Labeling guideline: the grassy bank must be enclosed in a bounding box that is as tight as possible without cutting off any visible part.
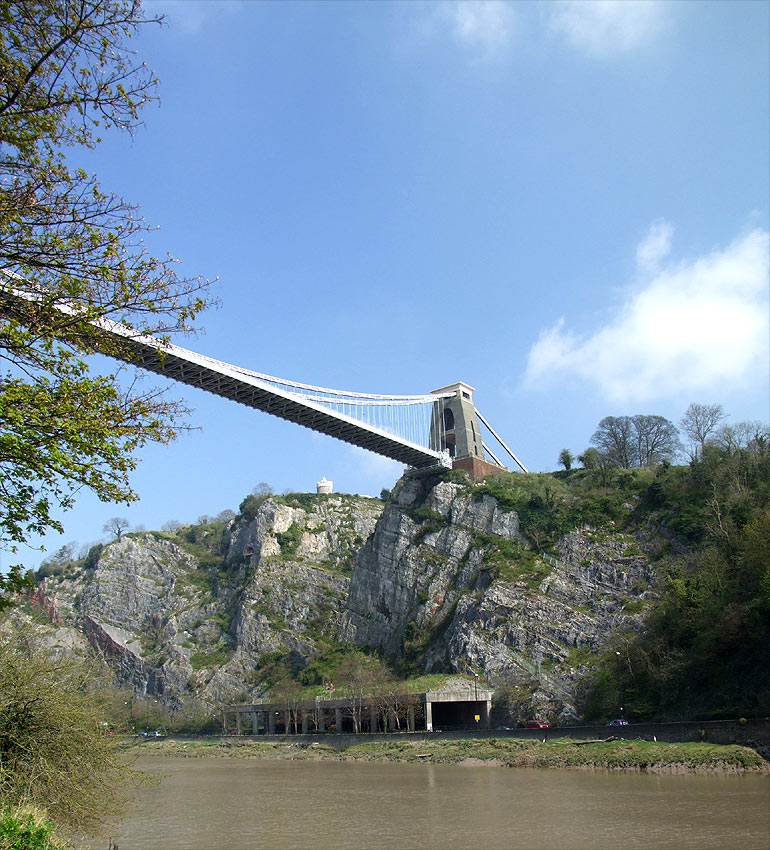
[126,736,769,774]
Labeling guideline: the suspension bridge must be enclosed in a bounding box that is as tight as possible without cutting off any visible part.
[0,282,527,476]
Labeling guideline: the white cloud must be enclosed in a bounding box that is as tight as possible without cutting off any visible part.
[523,225,770,403]
[636,219,673,273]
[548,0,670,57]
[403,1,516,63]
[443,1,516,57]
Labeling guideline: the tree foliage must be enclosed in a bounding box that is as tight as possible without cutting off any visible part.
[0,617,133,834]
[337,653,392,733]
[102,516,129,540]
[558,448,573,470]
[583,431,770,720]
[679,402,726,460]
[591,414,681,468]
[0,0,215,558]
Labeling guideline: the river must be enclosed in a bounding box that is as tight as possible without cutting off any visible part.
[89,757,769,850]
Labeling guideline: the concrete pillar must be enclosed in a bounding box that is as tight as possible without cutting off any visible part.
[235,711,243,735]
[425,701,433,732]
[251,711,258,735]
[317,705,325,732]
[407,705,415,732]
[335,707,342,733]
[485,699,492,729]
[268,711,275,734]
[302,711,309,734]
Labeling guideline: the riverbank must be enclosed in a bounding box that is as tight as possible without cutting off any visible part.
[126,736,769,774]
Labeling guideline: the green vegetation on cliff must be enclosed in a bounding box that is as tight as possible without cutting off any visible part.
[585,445,770,720]
[441,433,770,722]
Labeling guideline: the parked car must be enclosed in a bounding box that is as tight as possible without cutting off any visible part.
[607,718,629,726]
[525,720,550,729]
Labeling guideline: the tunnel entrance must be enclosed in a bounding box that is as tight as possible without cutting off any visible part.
[430,699,489,730]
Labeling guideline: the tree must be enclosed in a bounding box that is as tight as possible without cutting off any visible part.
[630,415,682,466]
[0,1,214,562]
[558,448,573,471]
[34,541,76,580]
[713,420,768,454]
[577,447,600,470]
[591,416,636,468]
[271,675,306,734]
[0,566,32,613]
[680,403,726,459]
[337,653,388,734]
[591,414,680,468]
[375,674,418,732]
[0,616,133,833]
[102,517,129,540]
[239,485,274,521]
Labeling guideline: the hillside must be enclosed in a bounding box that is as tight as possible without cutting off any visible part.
[24,442,770,726]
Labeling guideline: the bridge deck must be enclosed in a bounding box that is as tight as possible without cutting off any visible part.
[0,281,448,467]
[100,321,449,468]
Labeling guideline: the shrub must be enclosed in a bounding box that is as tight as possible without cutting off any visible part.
[0,619,133,833]
[239,493,268,521]
[275,522,303,556]
[0,806,68,850]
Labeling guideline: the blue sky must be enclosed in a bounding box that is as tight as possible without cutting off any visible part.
[16,0,770,567]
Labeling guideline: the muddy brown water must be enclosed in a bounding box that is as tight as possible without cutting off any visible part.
[87,757,770,850]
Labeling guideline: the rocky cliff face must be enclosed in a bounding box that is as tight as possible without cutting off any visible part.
[30,476,660,722]
[342,474,656,723]
[35,493,382,707]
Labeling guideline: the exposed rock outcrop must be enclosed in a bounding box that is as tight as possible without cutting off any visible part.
[342,474,656,723]
[28,476,660,722]
[35,494,382,707]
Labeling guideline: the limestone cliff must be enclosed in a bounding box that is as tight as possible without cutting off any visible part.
[29,475,662,722]
[341,474,656,723]
[34,493,382,707]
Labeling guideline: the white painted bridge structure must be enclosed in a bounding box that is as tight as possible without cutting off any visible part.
[0,282,527,473]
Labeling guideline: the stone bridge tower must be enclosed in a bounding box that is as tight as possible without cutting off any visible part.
[430,382,504,480]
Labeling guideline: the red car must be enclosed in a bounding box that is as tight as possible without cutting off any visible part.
[525,720,549,729]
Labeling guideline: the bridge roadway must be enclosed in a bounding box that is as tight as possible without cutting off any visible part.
[0,286,451,469]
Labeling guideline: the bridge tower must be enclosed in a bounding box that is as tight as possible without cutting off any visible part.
[430,382,505,480]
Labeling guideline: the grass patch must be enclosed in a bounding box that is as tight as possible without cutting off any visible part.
[472,533,551,589]
[189,646,234,670]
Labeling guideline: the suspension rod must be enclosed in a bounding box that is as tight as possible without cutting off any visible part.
[476,409,529,473]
